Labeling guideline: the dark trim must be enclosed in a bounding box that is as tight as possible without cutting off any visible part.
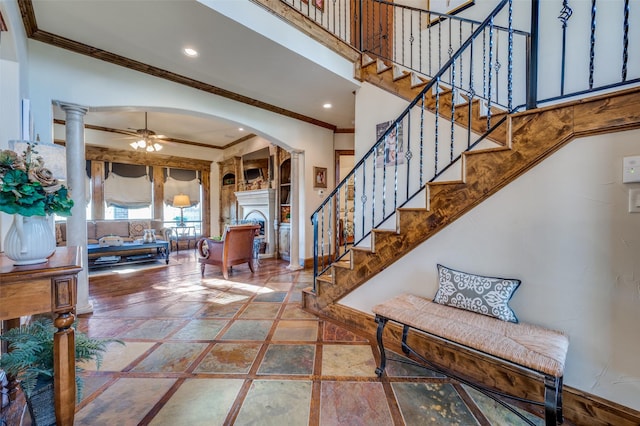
[53,118,255,150]
[17,0,338,132]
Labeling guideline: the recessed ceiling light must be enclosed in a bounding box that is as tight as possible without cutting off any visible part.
[183,47,198,57]
[323,103,332,109]
[238,127,244,131]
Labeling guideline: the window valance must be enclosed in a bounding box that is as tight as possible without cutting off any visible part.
[103,164,152,208]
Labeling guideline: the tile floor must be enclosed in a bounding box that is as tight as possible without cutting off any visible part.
[4,257,547,425]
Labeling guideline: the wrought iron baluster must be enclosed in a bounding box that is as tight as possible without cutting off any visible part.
[558,0,573,96]
[312,212,318,291]
[399,8,404,65]
[451,59,456,163]
[589,0,597,90]
[507,0,513,111]
[361,164,366,238]
[394,122,399,211]
[487,20,494,131]
[420,93,425,187]
[353,172,357,243]
[482,28,487,100]
[622,0,629,82]
[320,205,325,270]
[405,113,412,200]
[372,145,377,230]
[459,20,463,104]
[429,16,433,76]
[468,23,475,149]
[382,131,387,220]
[448,20,453,84]
[435,78,441,174]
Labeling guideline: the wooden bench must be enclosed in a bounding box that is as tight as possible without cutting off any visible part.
[372,293,569,426]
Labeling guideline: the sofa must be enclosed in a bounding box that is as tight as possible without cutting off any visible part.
[55,219,171,247]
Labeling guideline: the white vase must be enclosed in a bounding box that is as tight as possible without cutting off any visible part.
[3,215,56,265]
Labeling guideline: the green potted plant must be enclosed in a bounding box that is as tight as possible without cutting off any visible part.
[0,318,123,425]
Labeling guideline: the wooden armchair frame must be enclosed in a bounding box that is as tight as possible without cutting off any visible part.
[196,224,260,279]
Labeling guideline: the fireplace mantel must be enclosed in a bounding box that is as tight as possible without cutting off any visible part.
[235,189,276,258]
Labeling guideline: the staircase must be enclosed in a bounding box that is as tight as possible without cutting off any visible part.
[360,55,510,146]
[304,85,640,312]
[283,0,640,314]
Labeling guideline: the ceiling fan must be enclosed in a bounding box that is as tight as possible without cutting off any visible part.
[123,112,166,152]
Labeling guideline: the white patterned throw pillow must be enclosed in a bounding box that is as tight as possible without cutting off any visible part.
[433,264,521,323]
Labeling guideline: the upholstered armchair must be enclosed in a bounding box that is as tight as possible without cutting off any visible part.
[196,224,260,279]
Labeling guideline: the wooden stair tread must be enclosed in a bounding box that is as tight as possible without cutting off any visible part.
[333,260,351,269]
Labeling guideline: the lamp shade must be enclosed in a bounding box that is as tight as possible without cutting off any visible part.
[173,194,191,208]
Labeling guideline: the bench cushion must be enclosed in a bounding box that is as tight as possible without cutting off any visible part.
[372,293,569,377]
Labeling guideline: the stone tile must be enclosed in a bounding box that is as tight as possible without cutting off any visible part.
[149,379,244,425]
[463,385,544,425]
[194,343,262,374]
[234,380,312,425]
[113,302,175,318]
[323,322,368,342]
[196,302,244,318]
[265,280,294,291]
[239,303,282,319]
[160,301,205,317]
[289,291,302,302]
[320,381,393,426]
[321,345,378,377]
[392,382,479,425]
[132,342,208,373]
[281,304,317,319]
[77,375,112,402]
[383,351,444,378]
[253,291,287,302]
[257,344,315,375]
[80,341,155,372]
[76,317,142,338]
[170,319,227,340]
[120,319,182,339]
[272,320,318,341]
[75,378,175,425]
[220,320,273,341]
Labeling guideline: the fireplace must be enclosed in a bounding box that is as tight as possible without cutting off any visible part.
[235,189,276,258]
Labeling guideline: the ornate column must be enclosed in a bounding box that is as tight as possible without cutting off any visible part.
[60,103,93,314]
[288,150,303,270]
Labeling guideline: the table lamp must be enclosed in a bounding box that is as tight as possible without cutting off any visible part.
[173,194,191,226]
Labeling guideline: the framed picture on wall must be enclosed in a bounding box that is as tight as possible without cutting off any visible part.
[314,167,328,188]
[375,121,404,168]
[302,0,324,12]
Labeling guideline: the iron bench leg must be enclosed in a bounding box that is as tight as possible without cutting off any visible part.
[401,325,411,355]
[374,315,388,377]
[544,375,563,425]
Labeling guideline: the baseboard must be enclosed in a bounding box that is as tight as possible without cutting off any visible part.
[303,298,640,426]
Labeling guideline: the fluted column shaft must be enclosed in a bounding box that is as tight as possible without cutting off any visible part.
[288,150,303,270]
[60,103,93,314]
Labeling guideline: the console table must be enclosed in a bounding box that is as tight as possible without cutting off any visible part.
[0,246,81,426]
[87,240,169,270]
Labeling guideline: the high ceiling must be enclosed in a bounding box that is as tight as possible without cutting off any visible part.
[18,0,360,151]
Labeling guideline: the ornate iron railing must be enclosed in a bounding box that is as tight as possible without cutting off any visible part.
[276,0,639,288]
[311,0,522,283]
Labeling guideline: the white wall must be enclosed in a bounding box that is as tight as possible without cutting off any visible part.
[17,40,338,261]
[343,128,640,410]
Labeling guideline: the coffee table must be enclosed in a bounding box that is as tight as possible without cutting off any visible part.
[87,240,169,270]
